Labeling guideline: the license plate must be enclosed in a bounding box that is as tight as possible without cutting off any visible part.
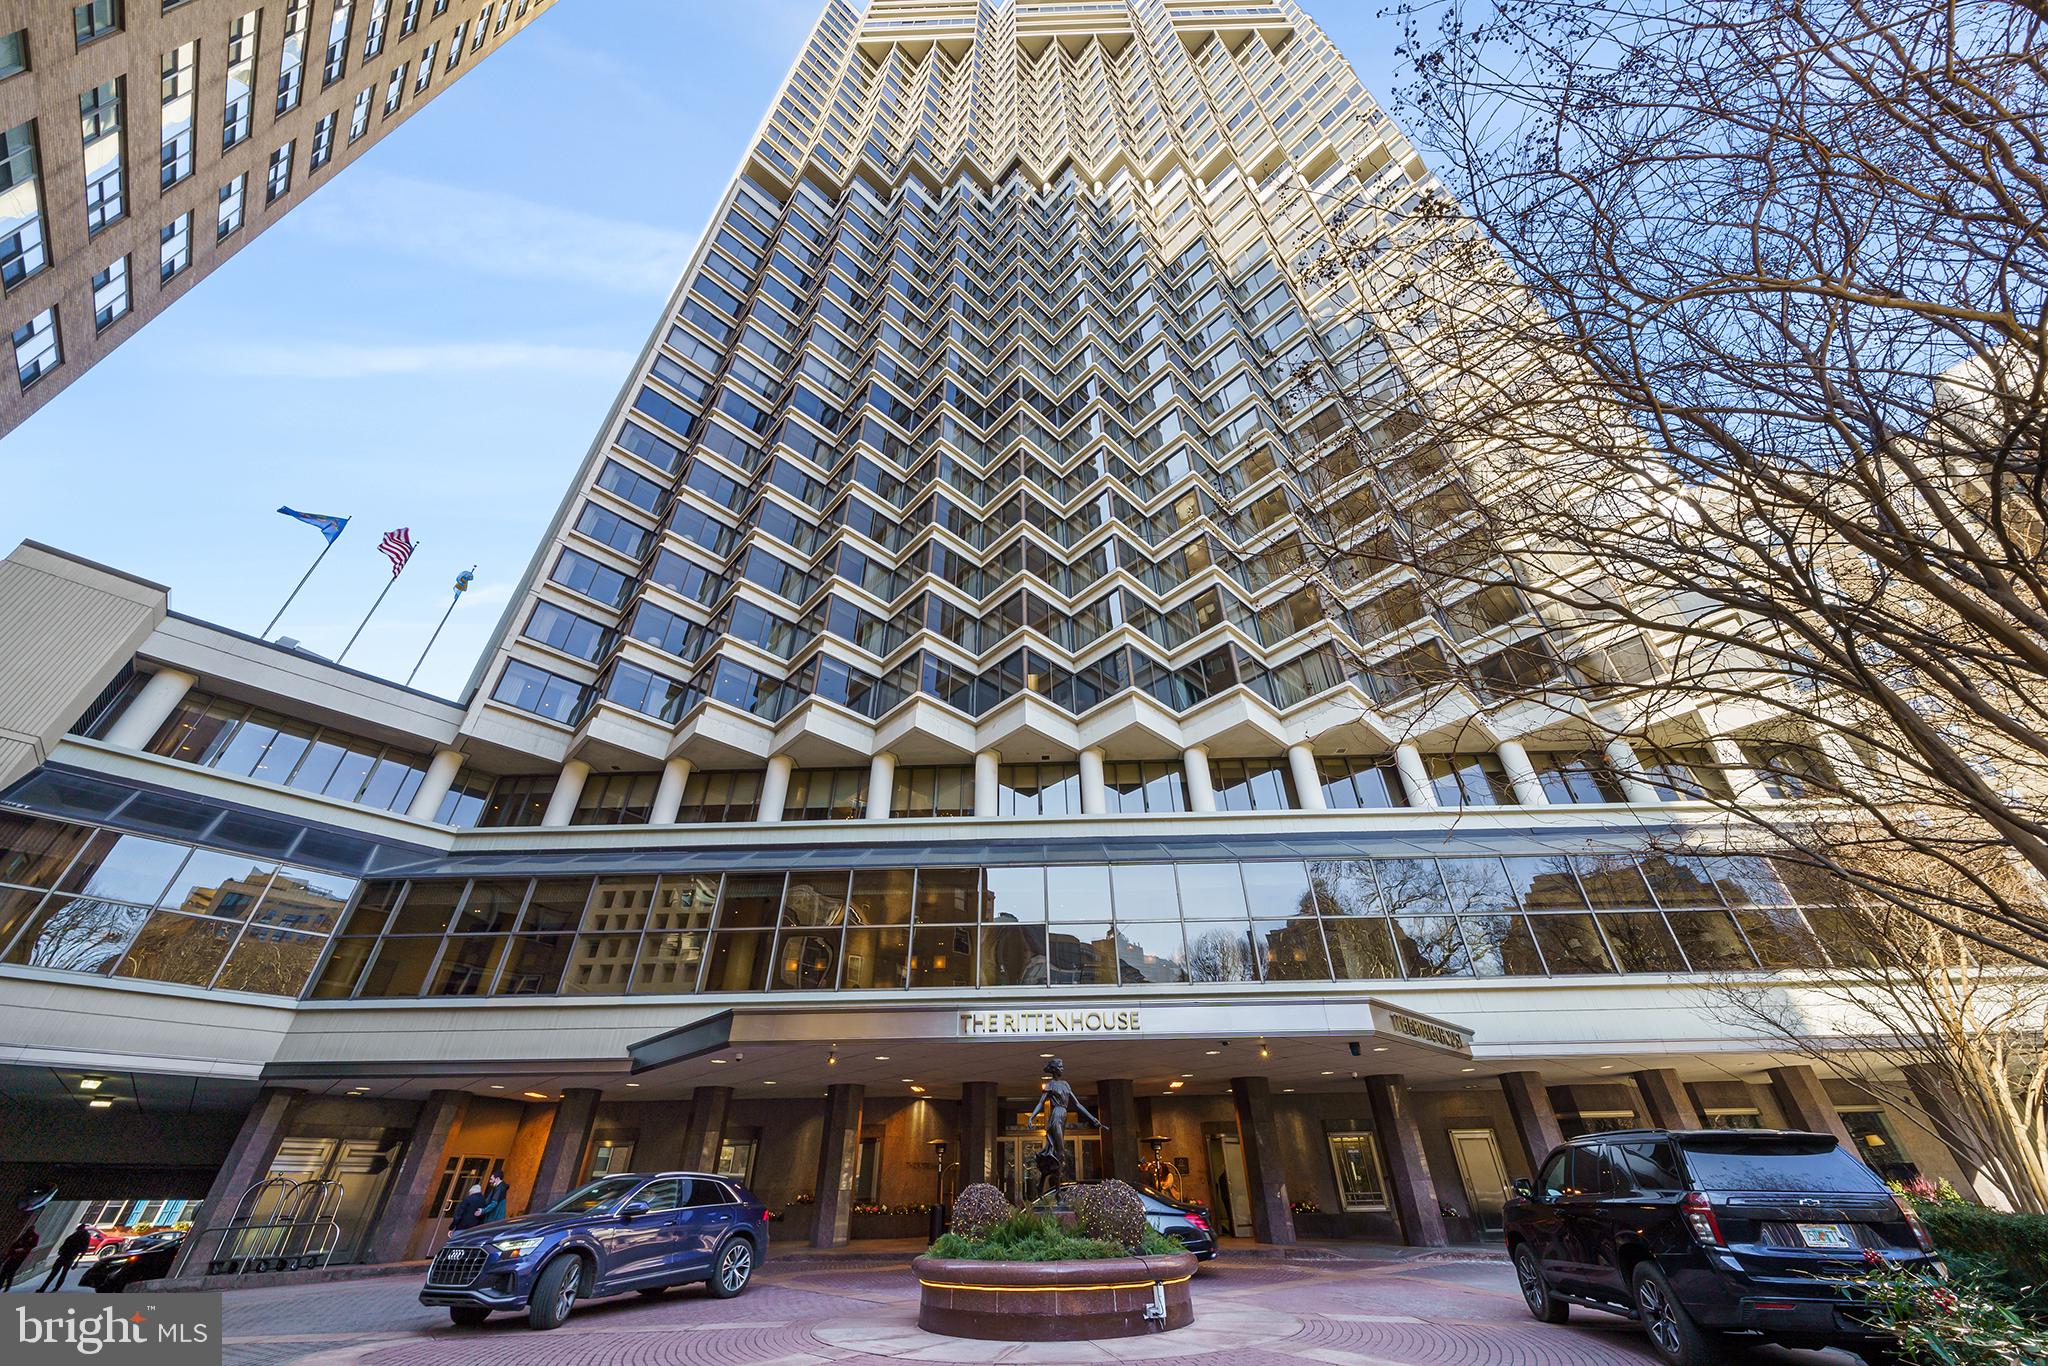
[1797,1223,1854,1249]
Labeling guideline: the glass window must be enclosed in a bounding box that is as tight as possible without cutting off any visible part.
[1323,917,1399,979]
[388,880,461,935]
[223,10,258,148]
[159,211,191,281]
[91,254,128,329]
[1460,911,1544,975]
[841,925,908,989]
[80,79,125,232]
[495,934,570,994]
[1666,910,1759,970]
[276,0,308,113]
[310,110,336,169]
[982,865,1043,923]
[1176,862,1248,919]
[1241,860,1314,919]
[1527,913,1614,974]
[1184,921,1258,982]
[58,832,186,905]
[75,1,122,47]
[1392,914,1471,977]
[631,926,704,993]
[1044,864,1109,922]
[1597,911,1687,973]
[0,119,50,287]
[266,138,293,202]
[908,923,973,987]
[0,31,26,80]
[1327,1133,1387,1211]
[216,925,322,994]
[7,897,150,973]
[1733,908,1825,968]
[913,868,977,923]
[429,934,508,994]
[1108,863,1177,922]
[1373,858,1444,915]
[159,42,196,188]
[114,910,236,986]
[979,922,1048,985]
[11,306,58,388]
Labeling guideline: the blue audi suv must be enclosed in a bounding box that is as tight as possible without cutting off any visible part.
[420,1171,769,1329]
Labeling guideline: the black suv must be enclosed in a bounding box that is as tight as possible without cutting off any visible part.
[1503,1128,1942,1366]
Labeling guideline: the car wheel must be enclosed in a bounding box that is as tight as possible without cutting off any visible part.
[706,1238,754,1299]
[448,1306,491,1327]
[1631,1264,1713,1366]
[1512,1244,1568,1323]
[528,1254,583,1330]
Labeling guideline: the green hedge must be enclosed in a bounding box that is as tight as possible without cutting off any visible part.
[928,1211,1183,1263]
[1917,1200,2048,1316]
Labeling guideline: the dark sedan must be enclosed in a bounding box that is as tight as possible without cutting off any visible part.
[420,1172,769,1330]
[81,1231,186,1292]
[1027,1182,1218,1260]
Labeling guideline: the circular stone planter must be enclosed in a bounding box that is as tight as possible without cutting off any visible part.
[911,1251,1198,1340]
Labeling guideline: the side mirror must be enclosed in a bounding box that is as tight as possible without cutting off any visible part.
[1512,1178,1535,1200]
[619,1201,651,1220]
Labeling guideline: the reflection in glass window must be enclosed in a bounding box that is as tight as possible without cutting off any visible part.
[1185,922,1257,981]
[1317,756,1405,808]
[841,925,908,989]
[1328,1133,1387,1211]
[1597,911,1687,973]
[1324,917,1399,979]
[8,895,150,973]
[115,910,235,986]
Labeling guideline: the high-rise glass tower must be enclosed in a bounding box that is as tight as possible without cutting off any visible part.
[0,0,1949,1263]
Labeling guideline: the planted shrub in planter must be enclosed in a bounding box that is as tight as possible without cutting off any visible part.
[949,1184,1014,1242]
[1073,1179,1148,1251]
[916,1206,1197,1340]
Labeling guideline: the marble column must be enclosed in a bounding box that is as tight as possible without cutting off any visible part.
[1498,1071,1565,1174]
[1495,739,1549,807]
[1766,1064,1854,1145]
[649,755,694,824]
[1078,747,1107,815]
[1632,1069,1701,1130]
[973,749,1000,816]
[1229,1076,1296,1245]
[364,1089,467,1264]
[1604,738,1660,805]
[1287,742,1326,811]
[1364,1075,1449,1247]
[104,667,197,750]
[959,1082,998,1188]
[1095,1079,1142,1184]
[1183,744,1217,813]
[757,754,794,822]
[1711,737,1775,804]
[170,1086,305,1277]
[679,1086,733,1172]
[405,748,466,821]
[540,758,591,827]
[529,1089,601,1211]
[812,1084,865,1248]
[865,751,897,820]
[1394,742,1438,808]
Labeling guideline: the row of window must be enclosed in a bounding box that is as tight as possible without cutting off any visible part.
[302,850,1864,1001]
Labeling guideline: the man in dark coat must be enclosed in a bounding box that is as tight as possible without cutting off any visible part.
[2,1225,39,1290]
[37,1222,92,1291]
[478,1174,507,1224]
[448,1185,487,1231]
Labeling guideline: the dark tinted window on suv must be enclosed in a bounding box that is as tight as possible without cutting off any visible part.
[1616,1140,1684,1192]
[633,1178,686,1212]
[1583,1144,1625,1194]
[1538,1150,1572,1200]
[684,1179,732,1207]
[1677,1137,1887,1193]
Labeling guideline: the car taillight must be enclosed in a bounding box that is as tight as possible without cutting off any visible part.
[1682,1192,1724,1246]
[1185,1212,1210,1233]
[1893,1194,1936,1253]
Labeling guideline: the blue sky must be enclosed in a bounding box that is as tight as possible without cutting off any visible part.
[0,2,1410,699]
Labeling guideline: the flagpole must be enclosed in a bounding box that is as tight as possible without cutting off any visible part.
[262,536,338,638]
[335,548,415,671]
[406,573,470,687]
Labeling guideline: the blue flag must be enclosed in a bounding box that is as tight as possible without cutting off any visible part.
[278,507,348,544]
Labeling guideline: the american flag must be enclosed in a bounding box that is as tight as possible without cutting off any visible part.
[379,527,416,578]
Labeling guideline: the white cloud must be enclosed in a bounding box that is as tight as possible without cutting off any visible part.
[186,339,636,379]
[289,171,698,295]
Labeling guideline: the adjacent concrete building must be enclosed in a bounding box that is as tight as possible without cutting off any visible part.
[0,0,555,431]
[0,0,1991,1274]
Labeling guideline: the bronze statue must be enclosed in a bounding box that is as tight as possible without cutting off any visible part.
[1026,1057,1103,1195]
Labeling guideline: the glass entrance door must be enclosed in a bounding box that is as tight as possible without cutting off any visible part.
[995,1135,1101,1203]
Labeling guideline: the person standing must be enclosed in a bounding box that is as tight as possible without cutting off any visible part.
[1,1225,39,1290]
[448,1185,487,1232]
[478,1174,507,1224]
[37,1222,91,1291]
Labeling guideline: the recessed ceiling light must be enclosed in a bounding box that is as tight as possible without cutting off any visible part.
[712,1058,728,1065]
[874,1056,891,1061]
[1282,1088,1295,1093]
[1168,1080,1184,1089]
[1039,1053,1054,1059]
[88,1099,112,1109]
[1180,1073,1194,1078]
[909,1084,926,1094]
[489,1084,506,1090]
[522,1091,548,1100]
[1320,1070,1334,1076]
[78,1077,103,1091]
[762,1080,776,1086]
[1460,1067,1476,1073]
[1204,1050,1220,1056]
[1598,1064,1614,1070]
[1372,1046,1388,1052]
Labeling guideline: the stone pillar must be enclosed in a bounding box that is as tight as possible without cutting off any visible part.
[812,1083,865,1248]
[1632,1069,1701,1130]
[406,748,465,821]
[649,755,694,824]
[365,1089,467,1264]
[1287,742,1326,811]
[1903,1065,1994,1197]
[1766,1064,1853,1145]
[540,758,591,827]
[1096,1079,1142,1184]
[1228,1076,1296,1245]
[865,751,896,820]
[1712,737,1775,805]
[1393,742,1438,808]
[104,667,197,750]
[529,1089,601,1211]
[679,1086,733,1172]
[170,1086,304,1277]
[758,754,794,822]
[1604,738,1660,805]
[1498,1071,1565,1174]
[1077,747,1107,815]
[1364,1076,1449,1247]
[1495,739,1548,807]
[1183,744,1217,813]
[959,1082,998,1188]
[973,749,1000,816]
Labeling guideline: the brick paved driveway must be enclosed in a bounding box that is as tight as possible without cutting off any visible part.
[218,1255,1869,1366]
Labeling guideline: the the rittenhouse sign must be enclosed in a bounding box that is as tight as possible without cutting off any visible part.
[959,1008,1143,1037]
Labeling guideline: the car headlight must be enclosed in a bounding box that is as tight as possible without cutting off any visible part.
[490,1236,545,1258]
